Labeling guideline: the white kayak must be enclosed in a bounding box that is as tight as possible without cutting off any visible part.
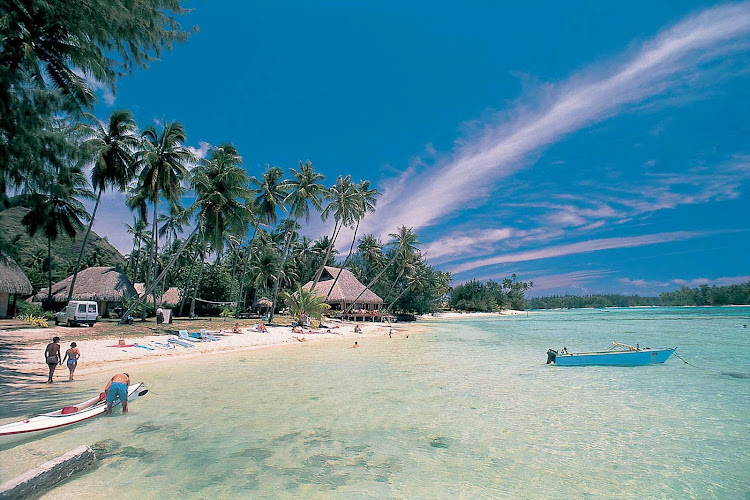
[0,382,148,448]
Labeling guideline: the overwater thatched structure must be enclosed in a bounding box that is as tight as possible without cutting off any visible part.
[302,266,384,321]
[0,255,33,318]
[34,266,136,314]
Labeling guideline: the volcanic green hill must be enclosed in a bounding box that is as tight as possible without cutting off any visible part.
[0,206,127,289]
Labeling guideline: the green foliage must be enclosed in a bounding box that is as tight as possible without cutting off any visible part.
[0,206,126,288]
[449,275,533,312]
[17,301,54,320]
[220,307,236,318]
[281,286,330,323]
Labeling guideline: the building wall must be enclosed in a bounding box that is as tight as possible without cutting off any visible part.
[0,292,9,318]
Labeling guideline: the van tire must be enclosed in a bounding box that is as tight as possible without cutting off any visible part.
[55,318,59,326]
[67,319,74,327]
[89,323,95,327]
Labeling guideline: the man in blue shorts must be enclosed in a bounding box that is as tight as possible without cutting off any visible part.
[104,373,130,414]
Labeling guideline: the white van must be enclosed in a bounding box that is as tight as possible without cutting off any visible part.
[55,301,98,327]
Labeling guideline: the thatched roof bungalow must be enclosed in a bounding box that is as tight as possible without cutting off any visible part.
[34,266,136,313]
[302,266,383,320]
[134,284,181,307]
[0,255,33,318]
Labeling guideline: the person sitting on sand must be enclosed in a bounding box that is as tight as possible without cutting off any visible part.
[62,342,80,381]
[354,325,362,333]
[104,373,130,414]
[351,341,359,348]
[257,323,268,333]
[44,336,61,384]
[292,325,303,333]
[232,323,242,334]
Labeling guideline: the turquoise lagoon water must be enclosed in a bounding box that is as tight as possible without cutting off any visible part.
[0,307,748,498]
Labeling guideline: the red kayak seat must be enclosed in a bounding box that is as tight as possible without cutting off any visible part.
[61,406,79,414]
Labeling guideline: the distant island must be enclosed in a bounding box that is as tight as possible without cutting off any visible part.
[450,278,750,311]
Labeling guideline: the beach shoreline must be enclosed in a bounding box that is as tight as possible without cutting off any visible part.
[0,311,524,387]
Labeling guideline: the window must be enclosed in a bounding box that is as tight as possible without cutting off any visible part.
[88,304,97,313]
[78,304,86,313]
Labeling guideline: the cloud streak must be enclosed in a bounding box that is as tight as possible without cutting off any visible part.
[362,3,750,239]
[450,231,709,274]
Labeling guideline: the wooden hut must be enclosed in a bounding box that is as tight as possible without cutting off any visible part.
[302,266,384,321]
[34,266,136,315]
[0,256,33,318]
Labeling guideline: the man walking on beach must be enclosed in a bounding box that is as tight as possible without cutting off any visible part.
[104,373,130,414]
[44,337,61,384]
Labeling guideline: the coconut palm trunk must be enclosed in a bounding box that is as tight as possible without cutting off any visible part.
[46,236,53,306]
[268,219,298,323]
[309,220,341,291]
[341,257,396,316]
[236,226,258,318]
[179,248,198,316]
[189,248,206,318]
[119,223,200,324]
[325,219,360,299]
[66,189,102,302]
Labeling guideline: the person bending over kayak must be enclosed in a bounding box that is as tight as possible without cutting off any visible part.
[62,342,80,381]
[44,336,61,384]
[104,373,130,414]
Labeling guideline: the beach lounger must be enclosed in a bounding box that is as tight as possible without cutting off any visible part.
[178,330,205,342]
[168,337,195,348]
[198,329,221,341]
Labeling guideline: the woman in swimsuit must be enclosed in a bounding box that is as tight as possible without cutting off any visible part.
[62,342,80,381]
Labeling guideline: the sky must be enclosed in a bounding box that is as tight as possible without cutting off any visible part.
[90,1,750,297]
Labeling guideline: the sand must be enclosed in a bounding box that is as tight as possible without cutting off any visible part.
[1,312,522,386]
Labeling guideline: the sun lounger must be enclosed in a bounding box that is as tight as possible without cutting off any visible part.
[168,337,195,348]
[178,329,205,342]
[198,329,221,341]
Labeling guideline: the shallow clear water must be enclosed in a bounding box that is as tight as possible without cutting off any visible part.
[1,307,748,498]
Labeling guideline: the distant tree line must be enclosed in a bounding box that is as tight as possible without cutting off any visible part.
[526,282,750,309]
[448,274,533,311]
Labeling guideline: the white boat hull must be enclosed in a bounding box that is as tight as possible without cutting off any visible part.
[0,383,147,447]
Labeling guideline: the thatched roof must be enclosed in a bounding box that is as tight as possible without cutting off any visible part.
[34,267,136,303]
[134,283,181,306]
[302,266,383,305]
[0,255,33,295]
[253,297,272,308]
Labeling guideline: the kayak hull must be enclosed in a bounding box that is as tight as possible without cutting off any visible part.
[0,383,146,447]
[553,348,676,366]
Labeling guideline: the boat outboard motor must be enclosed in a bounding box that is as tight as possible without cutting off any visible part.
[546,349,558,364]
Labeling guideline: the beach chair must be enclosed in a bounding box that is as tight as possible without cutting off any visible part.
[198,328,221,341]
[178,329,204,342]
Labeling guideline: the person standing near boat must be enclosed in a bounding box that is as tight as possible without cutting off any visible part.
[44,337,61,384]
[104,373,130,414]
[62,342,80,381]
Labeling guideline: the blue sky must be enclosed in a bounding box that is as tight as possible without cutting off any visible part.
[91,1,750,296]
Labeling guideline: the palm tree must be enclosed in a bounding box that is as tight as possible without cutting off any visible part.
[135,121,193,304]
[66,110,139,301]
[341,226,420,317]
[188,143,251,317]
[22,164,94,306]
[268,161,326,322]
[281,286,330,325]
[250,166,286,226]
[325,180,380,298]
[125,216,148,283]
[308,175,358,291]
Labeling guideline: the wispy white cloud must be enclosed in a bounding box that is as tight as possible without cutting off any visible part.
[618,277,671,287]
[423,228,514,261]
[450,230,709,274]
[187,141,211,159]
[361,3,750,239]
[528,270,616,292]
